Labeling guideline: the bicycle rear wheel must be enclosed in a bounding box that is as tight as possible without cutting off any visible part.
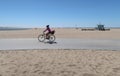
[38,34,45,42]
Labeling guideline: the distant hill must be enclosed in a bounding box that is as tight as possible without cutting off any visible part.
[0,27,30,31]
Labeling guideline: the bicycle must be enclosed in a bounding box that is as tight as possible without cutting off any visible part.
[38,31,56,42]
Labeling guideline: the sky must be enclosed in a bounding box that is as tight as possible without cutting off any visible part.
[0,0,120,28]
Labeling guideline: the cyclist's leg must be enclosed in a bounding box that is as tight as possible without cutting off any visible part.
[46,32,50,39]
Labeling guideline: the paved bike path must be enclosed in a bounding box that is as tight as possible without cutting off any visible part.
[0,38,120,50]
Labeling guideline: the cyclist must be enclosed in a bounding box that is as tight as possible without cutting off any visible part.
[43,25,55,39]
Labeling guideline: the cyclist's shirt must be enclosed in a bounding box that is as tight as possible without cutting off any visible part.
[44,27,51,33]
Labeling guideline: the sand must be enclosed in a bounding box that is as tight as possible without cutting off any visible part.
[0,28,120,39]
[0,28,120,76]
[0,49,120,76]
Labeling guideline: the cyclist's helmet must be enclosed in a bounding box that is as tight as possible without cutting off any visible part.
[46,25,49,27]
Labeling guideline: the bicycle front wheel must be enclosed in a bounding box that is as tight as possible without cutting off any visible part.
[38,34,45,42]
[49,34,56,42]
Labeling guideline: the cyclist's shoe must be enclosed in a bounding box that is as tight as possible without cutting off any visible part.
[46,35,50,39]
[46,37,49,39]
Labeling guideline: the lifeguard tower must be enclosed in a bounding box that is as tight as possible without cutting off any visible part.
[97,24,105,31]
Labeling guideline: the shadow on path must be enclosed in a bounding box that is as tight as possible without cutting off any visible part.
[44,41,57,44]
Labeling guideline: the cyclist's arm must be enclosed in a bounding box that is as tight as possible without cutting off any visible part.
[43,28,47,32]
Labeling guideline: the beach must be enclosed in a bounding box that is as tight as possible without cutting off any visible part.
[0,28,120,76]
[0,28,120,39]
[0,49,120,76]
